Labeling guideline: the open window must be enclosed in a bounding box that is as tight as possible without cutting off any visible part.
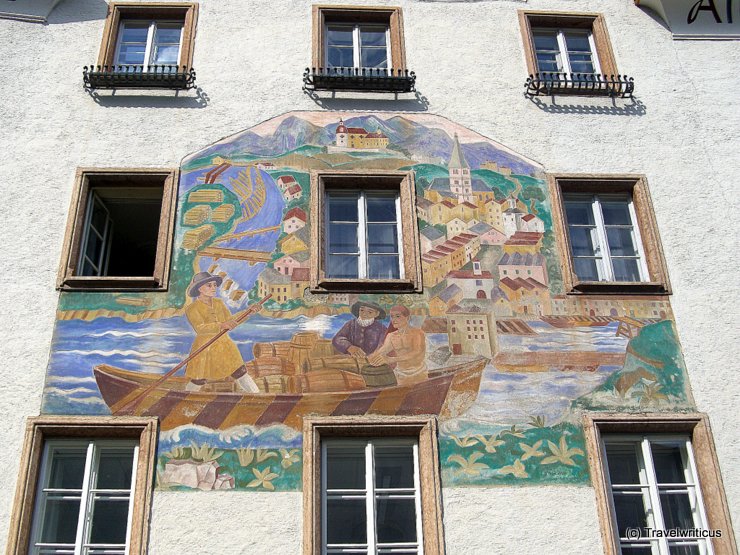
[6,416,158,555]
[519,11,633,97]
[548,175,670,295]
[57,168,178,290]
[310,171,422,293]
[584,413,737,555]
[304,5,415,93]
[302,417,444,555]
[83,2,198,89]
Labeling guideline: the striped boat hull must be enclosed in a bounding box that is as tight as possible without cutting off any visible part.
[93,358,488,430]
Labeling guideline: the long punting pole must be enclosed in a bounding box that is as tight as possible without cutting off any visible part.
[116,294,272,415]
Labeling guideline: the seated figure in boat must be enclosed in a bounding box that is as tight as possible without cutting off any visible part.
[367,305,427,386]
[184,272,260,393]
[332,301,387,359]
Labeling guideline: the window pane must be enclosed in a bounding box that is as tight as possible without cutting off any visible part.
[360,47,388,69]
[659,492,695,530]
[326,445,366,490]
[669,545,700,555]
[89,496,129,544]
[327,46,354,69]
[569,60,596,74]
[327,26,354,46]
[564,33,592,52]
[48,449,87,489]
[613,491,649,537]
[326,498,367,544]
[651,445,686,484]
[116,44,147,65]
[620,547,654,555]
[568,227,598,256]
[120,24,149,43]
[606,228,638,257]
[533,32,558,51]
[573,258,600,281]
[96,448,135,490]
[612,258,641,282]
[605,444,641,485]
[329,223,358,253]
[375,445,414,489]
[360,27,387,47]
[40,498,81,543]
[601,201,633,225]
[376,498,417,543]
[367,224,398,254]
[564,201,595,225]
[536,53,560,72]
[154,25,182,45]
[366,196,397,222]
[90,199,109,234]
[84,228,104,264]
[328,195,358,222]
[151,44,179,65]
[368,255,400,279]
[327,255,359,279]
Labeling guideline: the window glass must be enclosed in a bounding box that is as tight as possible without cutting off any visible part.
[325,23,389,70]
[116,23,149,65]
[115,20,184,70]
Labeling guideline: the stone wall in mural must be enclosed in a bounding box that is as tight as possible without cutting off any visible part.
[42,112,693,491]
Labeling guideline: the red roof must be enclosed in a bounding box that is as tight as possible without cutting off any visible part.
[446,270,494,279]
[500,276,546,291]
[461,201,477,209]
[283,207,307,222]
[505,231,543,245]
[441,200,456,208]
[522,214,537,222]
[291,267,309,281]
[347,127,368,134]
[286,184,302,195]
[278,175,296,184]
[365,132,387,139]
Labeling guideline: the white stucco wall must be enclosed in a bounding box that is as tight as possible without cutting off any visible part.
[0,0,737,552]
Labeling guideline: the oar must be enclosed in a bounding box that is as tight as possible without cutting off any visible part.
[115,294,272,416]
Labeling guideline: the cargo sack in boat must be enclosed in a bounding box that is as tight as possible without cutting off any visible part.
[293,369,366,393]
[361,364,397,387]
[245,356,297,378]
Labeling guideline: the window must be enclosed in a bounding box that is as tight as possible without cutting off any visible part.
[519,11,617,77]
[7,417,158,555]
[519,11,634,97]
[84,3,198,89]
[305,6,414,93]
[549,175,670,294]
[310,171,422,292]
[57,168,178,290]
[312,6,406,73]
[303,417,445,555]
[584,414,736,555]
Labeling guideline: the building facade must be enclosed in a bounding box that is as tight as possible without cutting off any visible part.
[1,0,738,554]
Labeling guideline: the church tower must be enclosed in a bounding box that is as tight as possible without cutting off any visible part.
[448,132,473,203]
[336,118,348,148]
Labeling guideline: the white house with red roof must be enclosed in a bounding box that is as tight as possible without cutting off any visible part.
[276,175,297,192]
[445,261,496,299]
[282,207,307,234]
[331,118,389,151]
[520,213,544,233]
[283,183,302,201]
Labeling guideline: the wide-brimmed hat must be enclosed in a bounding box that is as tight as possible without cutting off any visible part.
[351,300,386,320]
[188,271,223,297]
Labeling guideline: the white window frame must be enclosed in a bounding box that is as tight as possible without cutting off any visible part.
[29,438,139,555]
[564,193,649,283]
[602,434,714,555]
[77,191,114,277]
[324,189,405,280]
[321,438,424,555]
[532,27,601,74]
[113,19,184,70]
[324,23,392,70]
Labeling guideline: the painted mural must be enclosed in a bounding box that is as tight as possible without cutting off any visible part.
[42,112,694,491]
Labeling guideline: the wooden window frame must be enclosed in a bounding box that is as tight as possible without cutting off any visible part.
[518,10,618,77]
[96,2,198,69]
[583,413,737,555]
[6,416,159,555]
[312,5,407,71]
[302,416,445,555]
[310,170,422,293]
[548,174,671,295]
[57,167,179,291]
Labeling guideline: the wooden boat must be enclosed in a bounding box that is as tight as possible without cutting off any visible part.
[93,356,488,431]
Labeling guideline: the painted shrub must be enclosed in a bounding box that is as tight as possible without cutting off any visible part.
[42,112,693,491]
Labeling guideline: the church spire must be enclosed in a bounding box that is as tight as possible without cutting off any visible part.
[448,132,469,170]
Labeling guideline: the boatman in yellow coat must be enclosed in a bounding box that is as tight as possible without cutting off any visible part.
[184,271,260,393]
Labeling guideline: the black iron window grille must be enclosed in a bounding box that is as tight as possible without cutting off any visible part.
[303,67,415,93]
[525,72,634,98]
[83,65,196,90]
